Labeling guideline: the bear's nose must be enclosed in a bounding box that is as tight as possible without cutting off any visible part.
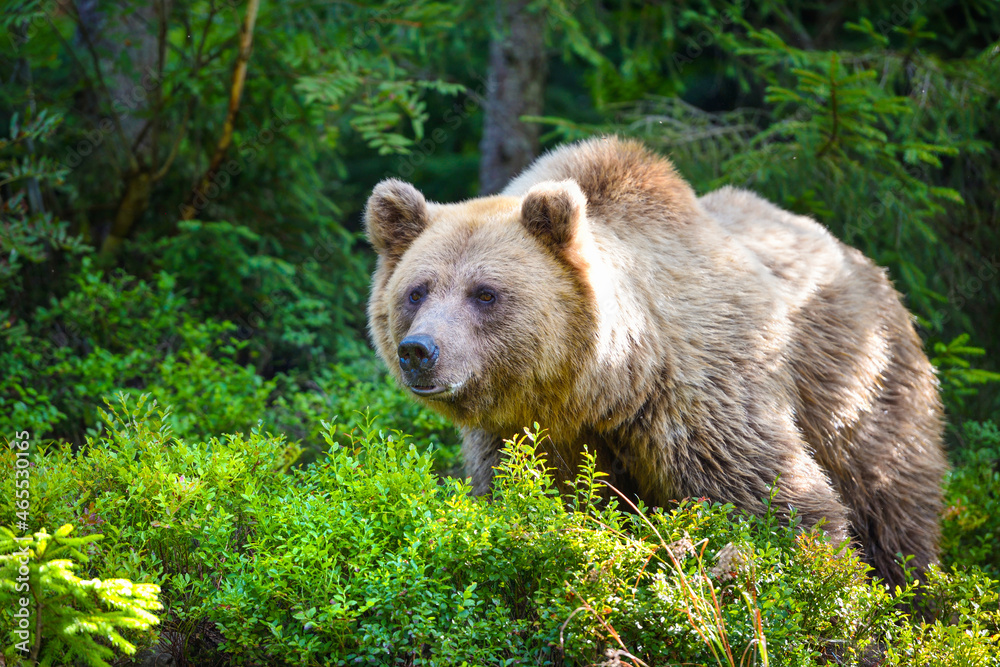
[398,334,439,373]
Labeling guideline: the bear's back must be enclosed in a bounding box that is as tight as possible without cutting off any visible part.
[698,186,851,310]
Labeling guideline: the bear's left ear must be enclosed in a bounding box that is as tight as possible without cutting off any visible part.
[365,179,429,260]
[520,180,587,249]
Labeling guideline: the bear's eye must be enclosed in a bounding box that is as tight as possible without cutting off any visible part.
[406,285,428,306]
[475,289,496,304]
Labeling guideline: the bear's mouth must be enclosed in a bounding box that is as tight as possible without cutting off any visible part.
[409,384,450,397]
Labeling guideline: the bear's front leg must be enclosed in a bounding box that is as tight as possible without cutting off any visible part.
[764,448,851,546]
[461,427,506,495]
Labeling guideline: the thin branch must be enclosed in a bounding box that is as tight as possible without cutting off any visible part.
[132,28,238,155]
[40,13,95,91]
[560,588,650,667]
[153,100,193,181]
[130,116,155,154]
[198,34,241,69]
[113,0,194,63]
[816,54,840,159]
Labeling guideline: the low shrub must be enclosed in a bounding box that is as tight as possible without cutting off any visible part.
[0,260,274,446]
[2,402,998,665]
[265,351,461,470]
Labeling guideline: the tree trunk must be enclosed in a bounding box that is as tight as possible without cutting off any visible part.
[76,0,161,258]
[478,1,548,195]
[99,169,153,258]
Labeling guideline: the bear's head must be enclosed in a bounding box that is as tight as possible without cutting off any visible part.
[365,178,597,428]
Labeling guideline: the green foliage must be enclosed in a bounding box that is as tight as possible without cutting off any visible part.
[265,353,461,468]
[0,395,303,662]
[0,258,275,444]
[884,566,1000,667]
[942,420,1000,579]
[0,524,162,667]
[0,252,454,463]
[287,3,469,155]
[931,336,1000,411]
[6,405,999,665]
[724,26,964,320]
[143,218,370,366]
[0,108,86,296]
[1,0,479,418]
[0,102,90,413]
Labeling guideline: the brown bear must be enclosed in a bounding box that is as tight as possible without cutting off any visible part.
[365,136,947,588]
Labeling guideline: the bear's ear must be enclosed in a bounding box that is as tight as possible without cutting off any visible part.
[520,180,587,249]
[365,179,429,259]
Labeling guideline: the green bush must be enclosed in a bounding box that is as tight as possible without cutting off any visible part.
[0,108,88,303]
[0,260,275,445]
[4,403,998,665]
[140,218,370,369]
[942,420,1000,579]
[265,348,461,470]
[1,395,305,663]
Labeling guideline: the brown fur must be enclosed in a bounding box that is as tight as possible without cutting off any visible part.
[365,136,947,588]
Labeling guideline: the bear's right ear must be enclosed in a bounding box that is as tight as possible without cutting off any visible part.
[365,179,429,260]
[520,180,587,250]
